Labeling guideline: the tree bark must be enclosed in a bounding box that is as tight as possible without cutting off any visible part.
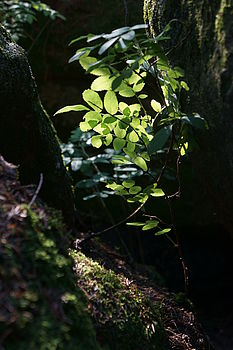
[0,25,75,224]
[144,0,233,234]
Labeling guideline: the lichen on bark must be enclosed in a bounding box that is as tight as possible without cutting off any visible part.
[0,25,74,224]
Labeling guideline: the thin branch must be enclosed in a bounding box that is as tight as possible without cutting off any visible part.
[123,0,129,26]
[29,173,43,207]
[165,193,189,294]
[75,202,145,247]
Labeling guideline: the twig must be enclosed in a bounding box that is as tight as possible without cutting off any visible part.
[27,19,50,55]
[29,173,43,207]
[123,0,129,26]
[75,202,145,247]
[156,126,175,184]
[165,193,189,294]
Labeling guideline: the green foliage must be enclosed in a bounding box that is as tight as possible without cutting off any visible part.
[0,204,99,350]
[58,23,207,235]
[71,251,169,349]
[0,0,65,41]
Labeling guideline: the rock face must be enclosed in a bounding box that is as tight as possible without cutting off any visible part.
[144,1,233,234]
[0,25,74,224]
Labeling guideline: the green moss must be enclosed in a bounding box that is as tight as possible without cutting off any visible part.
[0,205,100,350]
[72,251,169,350]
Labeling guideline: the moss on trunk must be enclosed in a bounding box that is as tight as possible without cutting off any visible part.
[144,0,233,233]
[0,25,74,224]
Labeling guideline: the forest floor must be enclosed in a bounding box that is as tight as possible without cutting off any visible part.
[0,154,211,350]
[80,239,211,350]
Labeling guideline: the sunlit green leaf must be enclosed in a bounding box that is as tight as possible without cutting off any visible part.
[122,180,135,188]
[128,131,139,143]
[151,100,162,113]
[104,134,113,146]
[104,91,118,114]
[138,94,148,99]
[91,75,114,91]
[155,228,171,236]
[80,121,92,132]
[79,56,97,70]
[91,135,102,148]
[84,111,102,121]
[83,89,103,111]
[126,222,145,226]
[134,156,148,171]
[114,126,127,138]
[55,104,90,115]
[180,81,190,91]
[150,188,165,197]
[142,220,159,231]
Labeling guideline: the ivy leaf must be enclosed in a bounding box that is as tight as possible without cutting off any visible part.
[134,156,148,171]
[91,135,102,148]
[104,91,118,114]
[83,89,103,111]
[147,125,172,155]
[55,104,90,115]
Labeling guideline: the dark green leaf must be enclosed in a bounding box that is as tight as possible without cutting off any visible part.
[147,125,172,155]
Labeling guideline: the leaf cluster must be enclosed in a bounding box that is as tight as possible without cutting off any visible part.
[0,0,65,41]
[58,23,207,236]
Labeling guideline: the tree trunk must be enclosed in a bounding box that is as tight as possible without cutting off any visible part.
[144,0,233,234]
[0,25,74,224]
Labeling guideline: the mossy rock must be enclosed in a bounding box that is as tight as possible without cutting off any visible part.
[0,155,169,350]
[72,251,169,349]
[0,155,99,350]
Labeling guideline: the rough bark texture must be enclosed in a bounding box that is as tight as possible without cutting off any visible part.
[0,25,74,224]
[144,0,233,233]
